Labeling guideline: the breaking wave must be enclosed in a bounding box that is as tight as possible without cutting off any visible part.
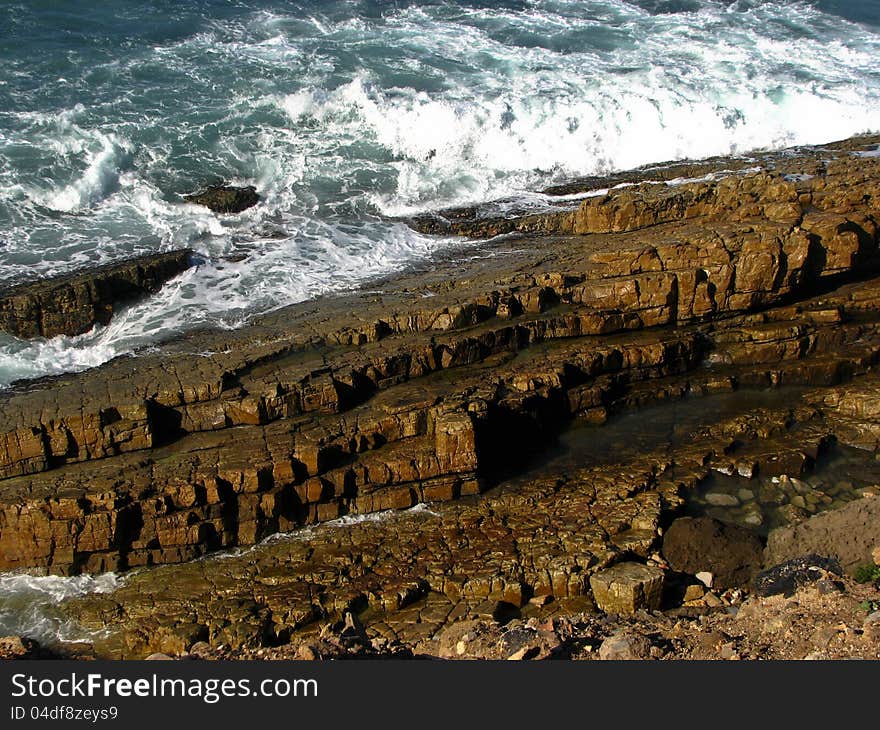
[0,0,878,385]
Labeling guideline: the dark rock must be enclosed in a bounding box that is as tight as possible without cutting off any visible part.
[754,555,843,597]
[662,516,764,590]
[0,249,192,339]
[184,185,259,214]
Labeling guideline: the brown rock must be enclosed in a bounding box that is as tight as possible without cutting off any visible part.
[662,517,763,590]
[0,249,192,339]
[589,562,664,615]
[764,496,880,572]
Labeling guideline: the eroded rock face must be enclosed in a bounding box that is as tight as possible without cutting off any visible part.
[183,185,259,213]
[0,135,879,592]
[0,250,192,339]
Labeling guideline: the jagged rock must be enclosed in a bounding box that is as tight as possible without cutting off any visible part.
[0,249,192,339]
[589,562,664,615]
[184,185,259,213]
[754,555,843,597]
[662,517,764,590]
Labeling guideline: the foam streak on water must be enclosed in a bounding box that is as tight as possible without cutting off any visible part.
[0,0,878,385]
[0,572,123,645]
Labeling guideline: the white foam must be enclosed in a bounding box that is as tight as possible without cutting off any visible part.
[1,0,879,385]
[0,571,123,645]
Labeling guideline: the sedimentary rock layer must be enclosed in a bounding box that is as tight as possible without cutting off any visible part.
[0,249,192,339]
[1,137,880,578]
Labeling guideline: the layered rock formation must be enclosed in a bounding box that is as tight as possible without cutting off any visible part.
[2,135,880,657]
[0,249,192,339]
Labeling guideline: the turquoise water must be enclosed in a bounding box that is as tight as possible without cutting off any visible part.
[0,0,879,385]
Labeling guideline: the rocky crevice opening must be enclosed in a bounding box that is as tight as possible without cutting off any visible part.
[2,136,880,658]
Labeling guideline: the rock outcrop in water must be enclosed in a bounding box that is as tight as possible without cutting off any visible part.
[2,136,880,658]
[183,185,259,214]
[0,249,192,339]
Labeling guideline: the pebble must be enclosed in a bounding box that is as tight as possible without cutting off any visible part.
[864,612,880,643]
[696,571,714,588]
[598,631,651,661]
[705,492,740,507]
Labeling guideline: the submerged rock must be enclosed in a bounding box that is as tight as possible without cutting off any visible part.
[0,249,192,339]
[184,185,259,213]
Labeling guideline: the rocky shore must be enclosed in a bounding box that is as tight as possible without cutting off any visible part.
[1,135,880,659]
[0,249,192,339]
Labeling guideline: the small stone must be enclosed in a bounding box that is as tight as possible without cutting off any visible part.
[803,650,829,660]
[683,584,705,602]
[736,463,756,479]
[742,509,764,527]
[455,640,467,656]
[864,612,880,643]
[872,546,880,567]
[810,626,839,649]
[815,579,844,595]
[705,492,740,507]
[696,571,714,588]
[598,631,651,660]
[589,562,664,616]
[188,641,212,657]
[529,594,553,607]
[145,653,174,661]
[737,488,756,501]
[295,645,320,661]
[703,591,723,608]
[719,642,738,660]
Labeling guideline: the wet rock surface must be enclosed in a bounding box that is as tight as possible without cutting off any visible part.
[0,249,192,339]
[183,185,259,214]
[3,136,880,659]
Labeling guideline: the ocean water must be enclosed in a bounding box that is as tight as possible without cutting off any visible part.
[0,0,879,386]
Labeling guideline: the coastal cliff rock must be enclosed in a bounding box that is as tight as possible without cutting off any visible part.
[2,136,880,657]
[0,249,192,339]
[1,140,880,576]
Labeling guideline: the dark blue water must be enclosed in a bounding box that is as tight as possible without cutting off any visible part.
[0,0,878,385]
